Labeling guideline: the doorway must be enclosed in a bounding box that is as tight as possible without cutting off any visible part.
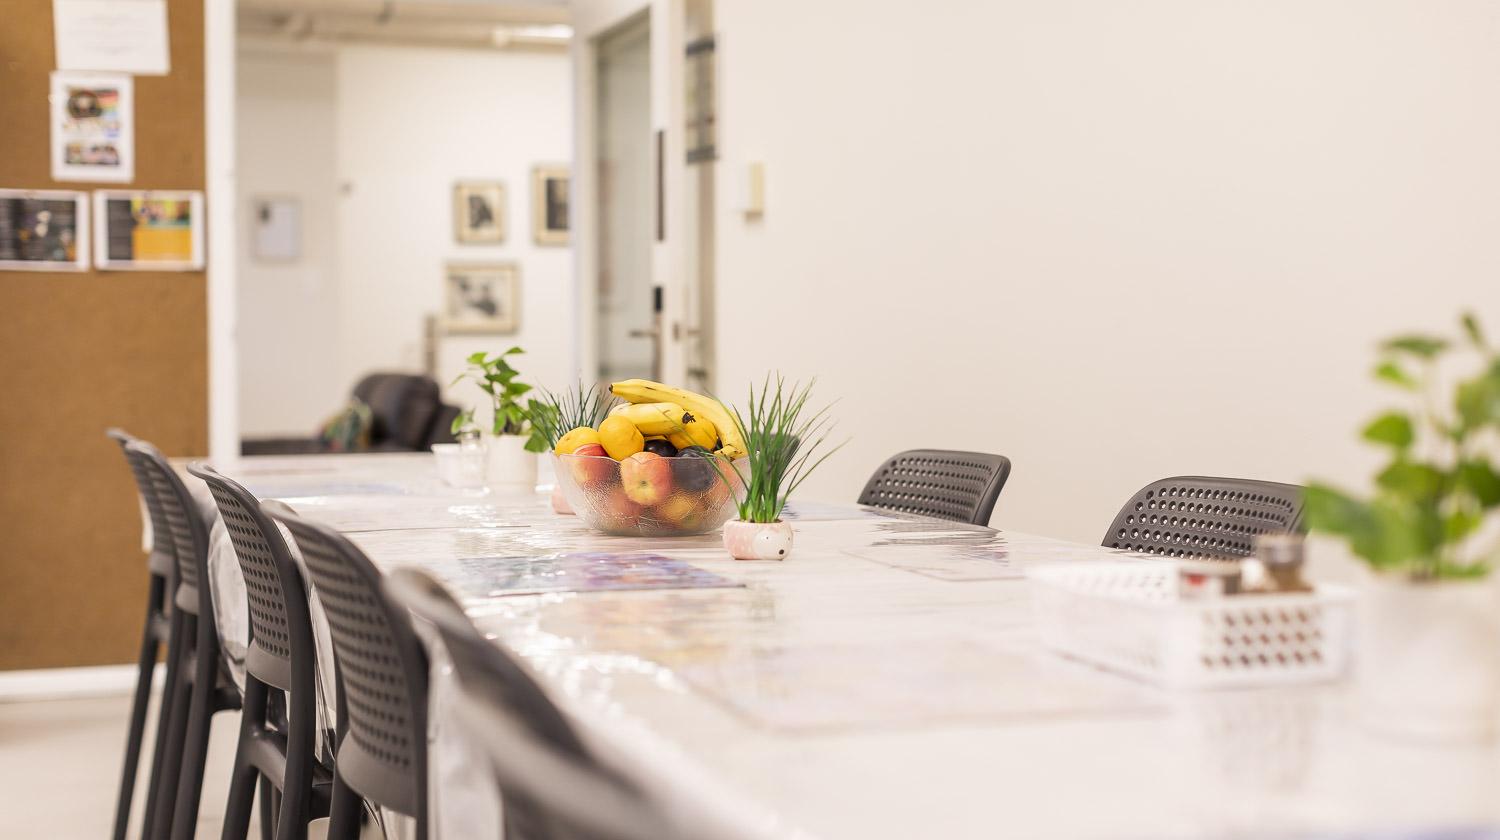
[593,13,655,382]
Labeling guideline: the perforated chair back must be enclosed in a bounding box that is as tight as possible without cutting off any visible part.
[384,570,590,763]
[127,441,211,616]
[857,449,1012,525]
[265,506,427,821]
[188,464,313,693]
[107,428,175,578]
[1102,476,1305,560]
[386,569,673,840]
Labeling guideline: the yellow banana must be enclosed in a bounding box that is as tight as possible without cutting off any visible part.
[666,415,719,450]
[613,402,690,436]
[609,379,746,459]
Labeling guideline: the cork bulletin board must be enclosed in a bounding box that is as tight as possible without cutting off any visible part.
[0,0,208,669]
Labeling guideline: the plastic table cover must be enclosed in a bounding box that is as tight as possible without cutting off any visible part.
[184,453,1500,840]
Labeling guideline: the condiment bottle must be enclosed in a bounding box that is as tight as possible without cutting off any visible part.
[1252,532,1311,593]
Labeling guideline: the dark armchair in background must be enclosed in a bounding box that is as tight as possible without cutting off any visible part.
[241,373,461,456]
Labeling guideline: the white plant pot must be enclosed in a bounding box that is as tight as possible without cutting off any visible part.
[723,519,793,561]
[1359,572,1500,744]
[485,435,537,490]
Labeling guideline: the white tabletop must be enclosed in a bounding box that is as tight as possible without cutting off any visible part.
[210,453,1500,840]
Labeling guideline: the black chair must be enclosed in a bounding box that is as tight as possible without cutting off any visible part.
[266,507,429,840]
[105,429,178,840]
[128,441,243,840]
[385,569,676,840]
[857,449,1012,526]
[241,372,460,456]
[189,464,333,840]
[1102,476,1305,560]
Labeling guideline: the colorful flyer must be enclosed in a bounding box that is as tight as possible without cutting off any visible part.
[93,190,204,270]
[0,189,90,271]
[50,72,134,183]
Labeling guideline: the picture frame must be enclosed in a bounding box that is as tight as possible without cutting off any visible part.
[93,190,205,271]
[531,165,570,246]
[453,181,506,244]
[442,262,519,334]
[0,189,91,272]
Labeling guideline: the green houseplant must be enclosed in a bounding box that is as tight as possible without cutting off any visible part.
[1305,312,1500,742]
[453,347,550,488]
[712,375,844,561]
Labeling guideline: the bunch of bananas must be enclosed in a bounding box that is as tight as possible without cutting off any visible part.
[609,379,747,460]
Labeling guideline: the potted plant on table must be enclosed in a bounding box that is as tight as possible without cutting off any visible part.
[1305,312,1500,743]
[712,375,844,561]
[453,347,552,489]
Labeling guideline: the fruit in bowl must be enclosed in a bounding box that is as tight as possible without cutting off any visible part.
[545,379,752,536]
[552,451,743,537]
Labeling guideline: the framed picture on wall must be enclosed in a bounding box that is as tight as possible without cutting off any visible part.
[0,189,90,272]
[93,190,205,271]
[453,181,506,244]
[442,262,519,334]
[531,165,570,246]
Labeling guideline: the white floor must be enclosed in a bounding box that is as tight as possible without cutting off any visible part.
[0,691,292,839]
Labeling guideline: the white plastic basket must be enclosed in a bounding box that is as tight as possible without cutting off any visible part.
[1030,561,1353,689]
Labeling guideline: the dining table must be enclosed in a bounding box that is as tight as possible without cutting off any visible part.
[188,452,1500,840]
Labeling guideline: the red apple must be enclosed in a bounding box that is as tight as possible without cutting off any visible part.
[620,451,674,506]
[568,443,616,487]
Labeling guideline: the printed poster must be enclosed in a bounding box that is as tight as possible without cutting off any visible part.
[0,190,90,271]
[93,191,204,270]
[50,71,135,183]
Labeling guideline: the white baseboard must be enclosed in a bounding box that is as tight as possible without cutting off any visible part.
[0,664,165,703]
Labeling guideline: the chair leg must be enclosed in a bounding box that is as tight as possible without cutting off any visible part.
[169,631,220,840]
[219,677,268,840]
[275,686,318,840]
[257,779,275,840]
[145,609,193,840]
[112,575,165,840]
[323,772,363,840]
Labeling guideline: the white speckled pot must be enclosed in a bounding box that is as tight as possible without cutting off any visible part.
[723,519,793,561]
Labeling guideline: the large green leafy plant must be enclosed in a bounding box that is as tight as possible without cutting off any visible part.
[1305,313,1500,580]
[452,347,552,453]
[708,375,844,524]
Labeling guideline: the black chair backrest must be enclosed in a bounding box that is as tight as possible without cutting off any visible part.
[386,569,668,840]
[127,440,210,615]
[106,428,174,578]
[1102,475,1305,560]
[189,463,314,693]
[857,449,1012,525]
[352,373,442,450]
[265,506,427,820]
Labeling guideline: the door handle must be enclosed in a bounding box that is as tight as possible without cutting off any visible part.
[627,327,659,340]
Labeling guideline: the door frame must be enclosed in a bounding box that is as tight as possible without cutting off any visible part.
[572,0,689,386]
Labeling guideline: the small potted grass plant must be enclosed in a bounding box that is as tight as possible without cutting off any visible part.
[1305,312,1500,743]
[453,347,552,489]
[528,382,615,514]
[712,375,843,561]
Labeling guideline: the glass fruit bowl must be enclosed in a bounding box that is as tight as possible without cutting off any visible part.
[552,452,743,537]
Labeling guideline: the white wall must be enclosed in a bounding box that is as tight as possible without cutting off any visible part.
[236,43,574,436]
[334,45,575,420]
[713,1,1500,544]
[236,51,343,436]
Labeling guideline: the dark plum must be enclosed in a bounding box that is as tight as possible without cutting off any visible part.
[643,438,679,458]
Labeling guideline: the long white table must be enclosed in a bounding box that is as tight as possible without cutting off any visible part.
[204,453,1500,840]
